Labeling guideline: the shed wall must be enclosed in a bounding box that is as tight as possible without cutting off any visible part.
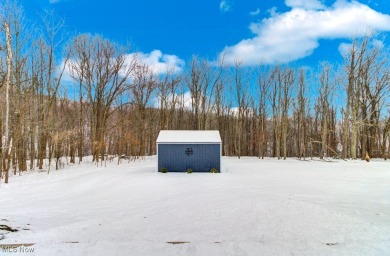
[158,143,220,172]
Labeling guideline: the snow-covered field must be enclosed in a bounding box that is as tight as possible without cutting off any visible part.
[0,157,389,256]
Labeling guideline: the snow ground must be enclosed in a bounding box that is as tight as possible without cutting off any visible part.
[0,157,389,256]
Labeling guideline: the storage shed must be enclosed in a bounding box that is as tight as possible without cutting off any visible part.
[156,130,222,172]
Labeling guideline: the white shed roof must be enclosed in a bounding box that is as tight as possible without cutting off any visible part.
[156,130,222,143]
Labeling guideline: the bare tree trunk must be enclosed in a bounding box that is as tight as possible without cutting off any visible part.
[3,21,13,183]
[319,64,331,159]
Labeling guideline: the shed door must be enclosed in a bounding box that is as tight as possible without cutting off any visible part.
[158,144,220,172]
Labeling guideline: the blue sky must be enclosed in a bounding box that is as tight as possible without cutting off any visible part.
[19,0,390,71]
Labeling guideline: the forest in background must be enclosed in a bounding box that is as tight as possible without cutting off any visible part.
[0,0,390,183]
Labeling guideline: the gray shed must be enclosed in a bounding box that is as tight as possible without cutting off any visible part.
[156,130,222,172]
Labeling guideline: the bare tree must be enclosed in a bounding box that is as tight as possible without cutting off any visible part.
[130,64,157,157]
[341,34,390,160]
[318,64,332,159]
[157,68,181,130]
[2,20,12,183]
[185,57,223,130]
[270,67,282,159]
[230,61,250,158]
[295,68,308,160]
[68,34,136,163]
[282,68,294,159]
[342,39,359,159]
[256,67,270,159]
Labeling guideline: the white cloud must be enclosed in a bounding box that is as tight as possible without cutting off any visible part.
[338,38,384,57]
[219,0,390,66]
[338,42,353,56]
[285,0,325,10]
[153,91,192,110]
[220,0,232,13]
[267,7,279,17]
[127,50,185,75]
[249,8,260,16]
[61,50,184,83]
[372,39,384,49]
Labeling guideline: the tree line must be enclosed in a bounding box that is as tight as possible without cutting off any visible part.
[0,1,389,183]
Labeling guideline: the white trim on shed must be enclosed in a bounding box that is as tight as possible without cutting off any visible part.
[156,130,222,144]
